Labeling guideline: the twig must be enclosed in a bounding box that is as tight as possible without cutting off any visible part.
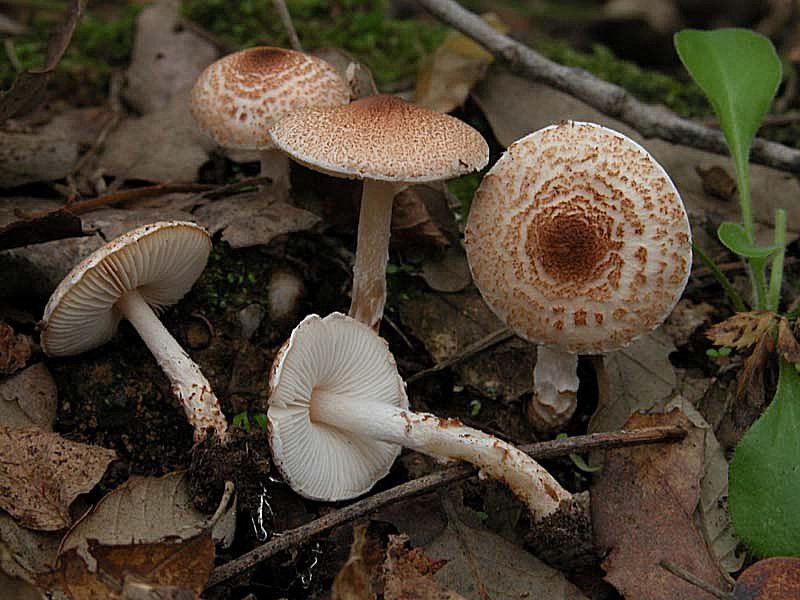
[206,425,686,588]
[406,327,513,383]
[659,560,731,600]
[414,0,800,174]
[3,39,22,72]
[272,0,302,52]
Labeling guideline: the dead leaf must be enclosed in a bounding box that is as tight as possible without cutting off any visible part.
[414,13,507,113]
[0,130,79,188]
[420,245,471,293]
[777,317,800,364]
[735,330,774,401]
[706,311,777,350]
[662,300,715,347]
[426,496,588,599]
[696,165,737,202]
[592,410,731,600]
[589,330,677,433]
[312,48,378,100]
[734,557,800,599]
[399,290,536,401]
[123,0,218,114]
[0,512,62,586]
[667,398,745,573]
[0,201,83,251]
[0,427,116,531]
[471,67,800,250]
[81,208,196,242]
[384,534,464,600]
[0,0,86,121]
[193,192,320,249]
[0,570,44,600]
[59,471,233,568]
[98,90,213,183]
[59,533,212,600]
[0,322,31,376]
[0,363,58,430]
[0,234,104,299]
[391,186,450,253]
[603,0,681,34]
[331,524,381,600]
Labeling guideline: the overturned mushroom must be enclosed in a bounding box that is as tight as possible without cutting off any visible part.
[267,312,573,521]
[465,122,692,429]
[270,94,488,329]
[40,221,227,442]
[190,46,349,201]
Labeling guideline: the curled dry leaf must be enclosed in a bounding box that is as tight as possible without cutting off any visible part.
[706,311,777,350]
[59,533,213,600]
[0,322,31,376]
[736,331,775,401]
[777,317,800,364]
[0,427,116,531]
[384,534,462,600]
[0,363,58,430]
[733,556,800,599]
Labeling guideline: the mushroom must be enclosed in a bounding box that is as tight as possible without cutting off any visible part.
[269,94,488,329]
[40,221,227,442]
[189,47,349,202]
[465,121,692,430]
[267,312,573,521]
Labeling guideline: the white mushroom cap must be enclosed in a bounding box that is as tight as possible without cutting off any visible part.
[189,47,349,151]
[269,94,489,182]
[41,221,211,357]
[465,121,692,353]
[268,312,407,501]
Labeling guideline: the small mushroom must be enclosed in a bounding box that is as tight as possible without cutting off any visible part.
[40,221,227,442]
[267,312,573,521]
[269,94,488,329]
[465,121,692,430]
[190,47,350,201]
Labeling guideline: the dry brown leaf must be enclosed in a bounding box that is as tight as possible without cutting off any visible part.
[736,330,775,401]
[193,193,320,249]
[592,410,731,600]
[0,322,31,376]
[331,524,381,600]
[414,13,507,113]
[0,427,115,530]
[0,130,79,188]
[420,245,471,293]
[383,534,461,600]
[733,557,800,599]
[391,186,450,253]
[777,317,800,364]
[695,165,737,202]
[123,0,218,114]
[0,0,86,121]
[662,300,715,347]
[0,512,62,589]
[0,205,83,252]
[706,311,777,350]
[59,533,212,600]
[60,471,233,567]
[0,363,58,430]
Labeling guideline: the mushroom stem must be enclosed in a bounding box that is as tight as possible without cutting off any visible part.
[116,290,228,442]
[310,391,571,521]
[527,346,579,431]
[349,179,396,329]
[259,148,291,202]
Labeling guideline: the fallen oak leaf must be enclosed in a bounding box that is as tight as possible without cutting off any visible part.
[0,0,86,122]
[0,427,116,531]
[706,311,777,350]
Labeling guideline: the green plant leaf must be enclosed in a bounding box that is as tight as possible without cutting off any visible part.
[675,28,780,181]
[717,222,780,258]
[729,357,800,557]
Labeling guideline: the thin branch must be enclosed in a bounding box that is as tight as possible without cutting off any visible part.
[272,0,302,52]
[414,0,800,174]
[206,425,686,588]
[659,561,731,600]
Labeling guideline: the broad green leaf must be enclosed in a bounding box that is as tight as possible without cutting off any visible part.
[717,222,780,258]
[729,357,800,557]
[674,29,780,187]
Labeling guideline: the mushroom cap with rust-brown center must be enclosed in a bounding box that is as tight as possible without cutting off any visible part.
[190,47,349,150]
[465,121,692,353]
[269,94,489,182]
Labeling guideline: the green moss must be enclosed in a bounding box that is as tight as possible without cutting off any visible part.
[182,0,444,88]
[535,39,711,119]
[1,5,141,95]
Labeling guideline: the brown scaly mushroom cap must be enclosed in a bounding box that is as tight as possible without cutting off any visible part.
[269,94,489,181]
[190,46,349,151]
[270,95,488,328]
[466,121,691,352]
[466,122,691,429]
